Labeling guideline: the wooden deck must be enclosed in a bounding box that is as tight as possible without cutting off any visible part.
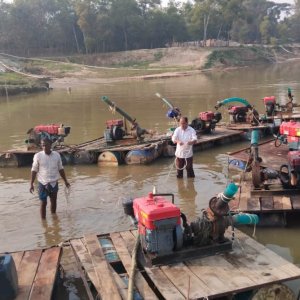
[69,229,300,300]
[230,181,300,212]
[1,246,62,300]
[195,127,242,150]
[0,128,243,167]
[229,139,289,170]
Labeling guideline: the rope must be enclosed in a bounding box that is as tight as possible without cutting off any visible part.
[174,147,193,170]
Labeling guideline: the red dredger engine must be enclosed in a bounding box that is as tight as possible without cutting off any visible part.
[123,186,258,264]
[263,96,276,116]
[26,124,71,150]
[280,151,300,189]
[190,111,222,134]
[132,193,183,255]
[228,106,249,123]
[277,120,300,150]
[104,119,125,142]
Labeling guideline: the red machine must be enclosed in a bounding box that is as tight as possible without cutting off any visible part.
[106,119,124,127]
[263,96,276,117]
[26,124,71,150]
[133,193,182,255]
[34,125,60,135]
[198,111,215,121]
[190,111,222,133]
[228,106,249,123]
[288,151,300,172]
[279,121,300,137]
[123,186,258,265]
[104,119,125,142]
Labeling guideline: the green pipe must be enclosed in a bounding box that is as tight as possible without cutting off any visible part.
[232,213,259,225]
[251,129,259,145]
[101,96,135,124]
[215,97,251,109]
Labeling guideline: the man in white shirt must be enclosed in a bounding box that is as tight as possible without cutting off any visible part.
[30,138,70,219]
[172,116,197,178]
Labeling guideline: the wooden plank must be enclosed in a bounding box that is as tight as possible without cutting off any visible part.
[76,236,127,299]
[238,183,250,211]
[145,266,185,300]
[185,258,234,295]
[273,196,284,210]
[110,232,158,300]
[233,230,300,279]
[290,195,300,209]
[187,254,256,295]
[16,250,42,300]
[70,239,98,288]
[260,196,274,210]
[247,196,261,211]
[11,252,24,272]
[282,196,292,210]
[119,231,137,252]
[30,247,62,300]
[120,231,185,300]
[160,263,212,299]
[84,234,121,300]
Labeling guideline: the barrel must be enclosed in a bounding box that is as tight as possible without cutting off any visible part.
[98,151,124,166]
[99,238,120,262]
[125,149,155,164]
[0,153,19,168]
[72,150,96,164]
[0,254,18,300]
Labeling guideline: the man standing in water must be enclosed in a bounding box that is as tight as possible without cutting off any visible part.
[30,137,70,219]
[172,116,197,178]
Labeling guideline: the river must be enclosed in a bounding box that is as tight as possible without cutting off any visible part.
[1,60,300,298]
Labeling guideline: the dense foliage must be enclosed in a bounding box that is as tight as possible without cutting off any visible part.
[0,0,298,56]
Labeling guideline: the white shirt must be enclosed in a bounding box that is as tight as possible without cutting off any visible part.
[31,151,63,185]
[172,126,197,158]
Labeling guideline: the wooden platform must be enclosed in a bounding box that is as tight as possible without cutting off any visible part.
[69,230,300,300]
[229,139,289,170]
[194,127,243,151]
[230,181,300,212]
[0,128,243,167]
[1,246,62,300]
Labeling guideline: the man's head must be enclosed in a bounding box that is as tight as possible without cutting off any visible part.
[40,137,52,154]
[179,116,188,130]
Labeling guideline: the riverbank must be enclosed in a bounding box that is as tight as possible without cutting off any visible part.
[1,45,300,94]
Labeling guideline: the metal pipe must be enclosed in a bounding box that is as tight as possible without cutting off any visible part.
[101,96,136,124]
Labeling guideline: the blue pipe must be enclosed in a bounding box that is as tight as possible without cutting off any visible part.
[251,129,259,145]
[223,182,239,200]
[232,213,259,225]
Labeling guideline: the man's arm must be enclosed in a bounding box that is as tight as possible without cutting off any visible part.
[30,171,37,193]
[187,128,197,145]
[59,169,70,188]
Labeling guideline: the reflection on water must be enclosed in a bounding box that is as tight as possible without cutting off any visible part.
[0,61,300,269]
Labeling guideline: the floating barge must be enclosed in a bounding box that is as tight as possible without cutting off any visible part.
[3,229,300,299]
[228,138,288,170]
[68,229,300,299]
[0,127,243,168]
[228,139,300,226]
[0,247,62,300]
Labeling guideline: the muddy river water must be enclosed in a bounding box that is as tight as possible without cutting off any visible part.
[1,60,300,297]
